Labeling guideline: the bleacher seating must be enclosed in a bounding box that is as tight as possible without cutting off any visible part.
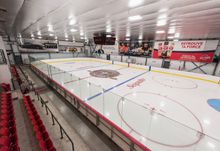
[23,95,56,151]
[0,85,19,151]
[11,66,22,85]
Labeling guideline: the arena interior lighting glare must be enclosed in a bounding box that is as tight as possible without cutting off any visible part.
[128,0,144,8]
[37,31,41,35]
[175,33,180,38]
[167,36,174,39]
[168,27,175,34]
[69,19,76,25]
[158,14,167,20]
[157,19,167,26]
[128,15,142,21]
[47,25,53,32]
[156,30,165,34]
[70,28,77,32]
[159,8,168,13]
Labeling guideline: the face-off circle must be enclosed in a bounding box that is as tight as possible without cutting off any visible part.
[89,69,120,78]
[152,75,198,89]
[117,91,203,147]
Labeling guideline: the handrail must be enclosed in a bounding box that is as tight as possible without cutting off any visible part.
[17,65,75,151]
[36,92,74,151]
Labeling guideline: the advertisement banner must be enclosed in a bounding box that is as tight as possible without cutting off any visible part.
[153,40,219,62]
[95,43,118,55]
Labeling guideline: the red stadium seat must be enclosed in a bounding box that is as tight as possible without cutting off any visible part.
[0,146,10,151]
[0,136,10,146]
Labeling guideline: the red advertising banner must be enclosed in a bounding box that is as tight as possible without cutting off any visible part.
[153,40,219,63]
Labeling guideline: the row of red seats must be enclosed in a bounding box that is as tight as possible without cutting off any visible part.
[0,92,19,151]
[23,96,56,151]
[11,66,22,85]
[0,84,11,92]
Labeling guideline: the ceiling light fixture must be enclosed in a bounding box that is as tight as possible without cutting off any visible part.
[157,19,167,26]
[128,0,144,8]
[38,36,42,39]
[156,30,165,34]
[168,27,176,34]
[175,33,180,38]
[70,28,77,32]
[49,33,54,36]
[37,31,41,36]
[158,14,167,19]
[159,8,168,13]
[106,35,111,37]
[128,15,142,21]
[31,34,34,38]
[167,36,174,39]
[69,19,76,25]
[80,32,84,36]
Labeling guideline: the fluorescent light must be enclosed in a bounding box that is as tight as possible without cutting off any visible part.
[167,36,174,39]
[173,39,179,41]
[49,33,54,36]
[106,28,111,32]
[70,28,77,32]
[48,25,53,32]
[69,19,76,25]
[128,15,142,21]
[31,37,35,40]
[158,14,167,19]
[80,32,84,36]
[37,31,41,36]
[31,34,34,38]
[38,36,42,39]
[65,34,68,38]
[157,19,167,26]
[156,30,165,34]
[106,35,111,37]
[168,27,176,34]
[175,33,180,38]
[55,36,58,40]
[159,8,168,13]
[126,37,130,40]
[80,37,84,39]
[65,38,68,41]
[128,0,144,8]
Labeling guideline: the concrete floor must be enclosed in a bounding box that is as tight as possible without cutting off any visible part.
[21,65,123,151]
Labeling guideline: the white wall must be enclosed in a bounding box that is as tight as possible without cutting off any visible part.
[0,36,12,87]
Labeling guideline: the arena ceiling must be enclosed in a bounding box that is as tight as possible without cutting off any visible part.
[0,0,220,41]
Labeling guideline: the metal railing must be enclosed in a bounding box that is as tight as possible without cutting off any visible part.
[17,65,75,151]
[36,92,74,151]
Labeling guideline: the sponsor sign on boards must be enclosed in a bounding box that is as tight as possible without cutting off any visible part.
[153,40,219,62]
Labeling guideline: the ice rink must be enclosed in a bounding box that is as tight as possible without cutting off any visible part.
[32,58,220,151]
